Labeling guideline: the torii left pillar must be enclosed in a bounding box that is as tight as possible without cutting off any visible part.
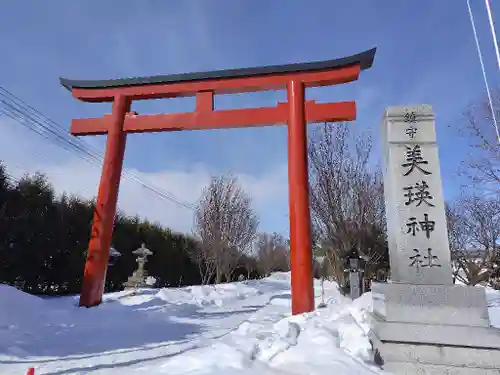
[80,95,129,307]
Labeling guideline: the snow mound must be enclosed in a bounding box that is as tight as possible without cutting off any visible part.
[8,273,500,374]
[0,283,72,357]
[160,285,382,375]
[0,284,50,328]
[264,272,292,281]
[0,283,46,305]
[157,282,263,307]
[100,281,263,310]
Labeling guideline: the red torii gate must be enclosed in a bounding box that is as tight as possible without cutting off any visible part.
[61,48,376,315]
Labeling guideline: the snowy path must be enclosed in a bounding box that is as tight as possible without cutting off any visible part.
[1,279,290,374]
[1,274,499,375]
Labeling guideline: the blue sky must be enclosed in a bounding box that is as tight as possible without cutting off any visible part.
[0,0,499,236]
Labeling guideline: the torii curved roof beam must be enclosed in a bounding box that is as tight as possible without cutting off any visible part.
[60,48,376,102]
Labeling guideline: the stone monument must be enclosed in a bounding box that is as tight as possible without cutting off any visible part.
[123,243,154,289]
[370,104,500,374]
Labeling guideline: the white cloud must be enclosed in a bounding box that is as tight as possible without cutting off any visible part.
[0,118,289,235]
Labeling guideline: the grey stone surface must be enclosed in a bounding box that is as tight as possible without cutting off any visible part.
[372,316,500,348]
[371,330,500,374]
[372,104,500,374]
[382,361,500,375]
[381,104,453,285]
[371,282,490,327]
[378,341,500,370]
[384,104,436,144]
[370,281,500,373]
[349,271,361,299]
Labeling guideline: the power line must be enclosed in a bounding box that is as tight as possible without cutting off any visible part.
[2,90,197,210]
[0,87,196,211]
[466,0,500,145]
[485,0,500,73]
[0,103,103,166]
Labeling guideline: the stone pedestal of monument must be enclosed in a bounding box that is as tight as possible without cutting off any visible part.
[371,105,500,374]
[370,283,500,374]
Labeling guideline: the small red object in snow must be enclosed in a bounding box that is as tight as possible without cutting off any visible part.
[26,368,34,375]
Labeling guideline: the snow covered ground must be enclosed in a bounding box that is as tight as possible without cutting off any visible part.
[1,273,499,375]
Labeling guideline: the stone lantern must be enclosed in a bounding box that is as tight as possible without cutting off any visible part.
[123,243,154,289]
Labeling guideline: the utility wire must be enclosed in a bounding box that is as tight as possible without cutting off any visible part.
[0,87,196,211]
[1,91,197,210]
[485,0,500,73]
[466,0,500,145]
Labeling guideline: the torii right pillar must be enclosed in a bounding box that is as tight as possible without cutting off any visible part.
[287,79,314,315]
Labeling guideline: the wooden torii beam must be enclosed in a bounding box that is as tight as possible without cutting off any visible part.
[61,47,376,315]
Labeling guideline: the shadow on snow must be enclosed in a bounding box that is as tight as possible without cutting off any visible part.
[0,294,204,359]
[0,290,267,362]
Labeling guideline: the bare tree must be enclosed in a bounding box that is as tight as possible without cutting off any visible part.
[308,124,387,286]
[463,196,500,254]
[445,202,469,284]
[451,90,500,286]
[241,255,258,280]
[186,242,216,285]
[255,232,290,276]
[460,91,500,194]
[446,195,500,286]
[313,240,346,286]
[193,174,259,283]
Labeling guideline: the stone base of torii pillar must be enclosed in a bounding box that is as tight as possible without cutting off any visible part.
[369,105,500,374]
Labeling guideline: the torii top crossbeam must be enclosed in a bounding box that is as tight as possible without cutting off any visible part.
[61,48,376,315]
[61,48,375,135]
